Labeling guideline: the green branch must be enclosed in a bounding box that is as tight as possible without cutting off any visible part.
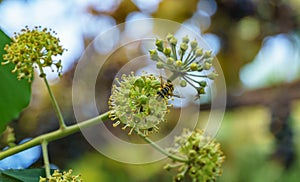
[0,112,110,160]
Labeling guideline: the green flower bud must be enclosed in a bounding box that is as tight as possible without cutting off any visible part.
[190,40,198,49]
[170,37,177,45]
[166,33,174,41]
[182,35,189,43]
[204,50,212,58]
[139,95,148,104]
[163,164,173,171]
[203,62,212,70]
[149,49,157,54]
[188,149,197,159]
[156,62,164,69]
[149,49,159,61]
[199,81,207,87]
[189,167,197,177]
[134,77,145,87]
[180,43,188,51]
[197,87,205,95]
[205,57,213,64]
[190,62,198,71]
[163,47,171,57]
[155,39,164,52]
[207,72,218,80]
[175,60,183,67]
[174,173,184,182]
[195,48,203,57]
[180,80,187,87]
[167,57,174,65]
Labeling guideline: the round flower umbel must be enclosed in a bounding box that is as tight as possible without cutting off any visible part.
[109,73,172,136]
[2,26,66,82]
[165,129,225,182]
[149,34,218,99]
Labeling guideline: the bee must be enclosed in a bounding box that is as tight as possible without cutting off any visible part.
[157,76,175,99]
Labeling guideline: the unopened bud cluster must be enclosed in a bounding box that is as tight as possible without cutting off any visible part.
[108,73,172,136]
[149,34,218,99]
[2,26,65,82]
[39,170,82,182]
[165,129,225,182]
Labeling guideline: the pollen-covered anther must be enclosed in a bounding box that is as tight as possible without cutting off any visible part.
[108,73,172,136]
[112,121,120,127]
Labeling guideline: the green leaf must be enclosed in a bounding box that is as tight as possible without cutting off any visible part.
[0,29,31,134]
[0,168,53,182]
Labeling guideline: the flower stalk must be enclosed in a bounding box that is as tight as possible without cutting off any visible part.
[41,140,50,178]
[40,67,66,129]
[135,129,188,163]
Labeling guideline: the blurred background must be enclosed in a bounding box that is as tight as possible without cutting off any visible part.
[1,0,300,181]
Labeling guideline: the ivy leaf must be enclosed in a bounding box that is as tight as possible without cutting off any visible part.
[0,168,54,182]
[0,29,31,134]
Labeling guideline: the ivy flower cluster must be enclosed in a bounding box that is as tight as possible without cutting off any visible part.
[0,26,226,181]
[165,129,225,182]
[39,170,82,182]
[108,73,172,136]
[2,26,66,82]
[149,33,218,99]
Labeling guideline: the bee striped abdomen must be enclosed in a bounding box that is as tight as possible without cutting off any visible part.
[157,80,174,99]
[162,87,169,94]
[157,90,165,98]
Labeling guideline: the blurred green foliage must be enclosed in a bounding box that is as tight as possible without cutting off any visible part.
[0,30,31,134]
[0,168,52,182]
[218,102,300,182]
